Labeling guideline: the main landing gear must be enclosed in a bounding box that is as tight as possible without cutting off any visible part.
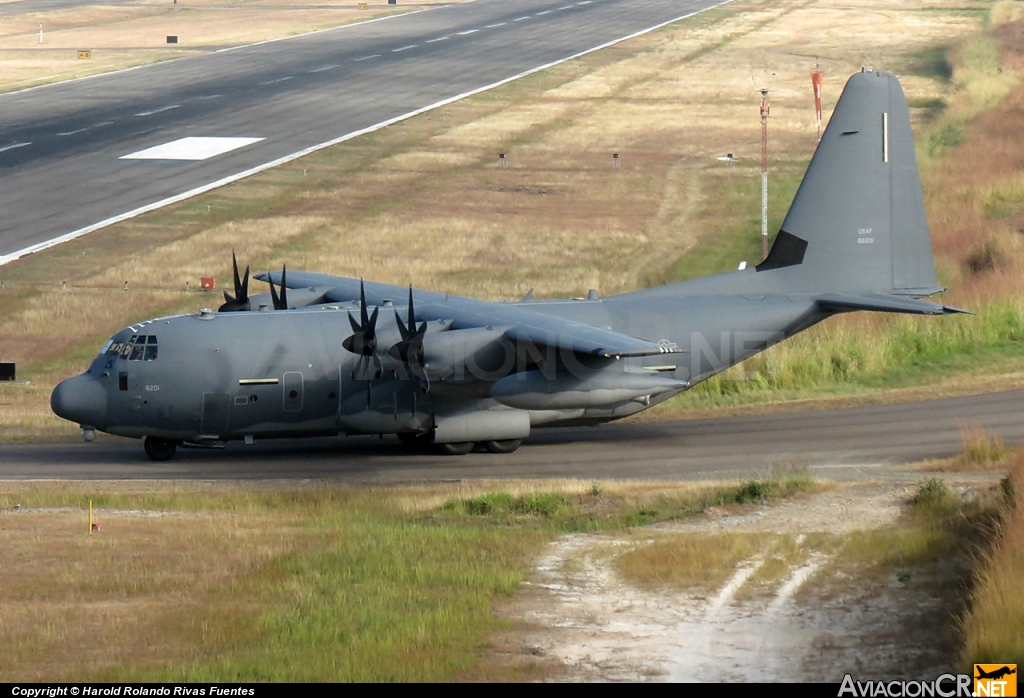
[396,433,522,455]
[143,436,178,461]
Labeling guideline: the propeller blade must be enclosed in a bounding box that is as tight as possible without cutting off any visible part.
[389,287,427,364]
[268,264,288,310]
[232,251,242,295]
[342,279,378,357]
[359,279,369,327]
[218,251,251,312]
[268,272,279,309]
[279,265,288,310]
[406,287,416,338]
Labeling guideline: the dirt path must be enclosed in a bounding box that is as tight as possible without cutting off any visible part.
[495,481,979,681]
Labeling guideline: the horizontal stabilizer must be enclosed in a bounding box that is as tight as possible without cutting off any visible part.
[817,293,970,315]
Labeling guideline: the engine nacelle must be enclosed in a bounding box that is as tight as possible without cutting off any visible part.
[421,327,512,382]
[433,408,530,443]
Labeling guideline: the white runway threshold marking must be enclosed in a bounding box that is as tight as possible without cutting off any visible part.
[120,137,265,161]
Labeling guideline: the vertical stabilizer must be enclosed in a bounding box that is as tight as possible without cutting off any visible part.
[758,71,940,296]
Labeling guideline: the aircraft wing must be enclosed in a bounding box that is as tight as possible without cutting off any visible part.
[255,270,679,359]
[419,300,683,359]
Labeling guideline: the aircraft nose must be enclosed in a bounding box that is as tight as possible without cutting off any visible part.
[51,374,108,427]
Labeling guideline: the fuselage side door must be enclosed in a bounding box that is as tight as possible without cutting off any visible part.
[283,371,303,413]
[201,392,231,435]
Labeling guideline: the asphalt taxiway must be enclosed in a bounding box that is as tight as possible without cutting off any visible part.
[1,389,1020,481]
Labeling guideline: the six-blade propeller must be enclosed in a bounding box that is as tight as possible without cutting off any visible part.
[218,251,251,312]
[221,254,421,377]
[389,287,427,365]
[342,280,379,357]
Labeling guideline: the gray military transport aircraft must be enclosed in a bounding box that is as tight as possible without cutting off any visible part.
[51,71,964,461]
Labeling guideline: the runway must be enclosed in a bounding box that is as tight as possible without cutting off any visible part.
[0,0,727,263]
[2,389,1021,481]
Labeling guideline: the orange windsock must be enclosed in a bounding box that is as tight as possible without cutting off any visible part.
[811,69,824,141]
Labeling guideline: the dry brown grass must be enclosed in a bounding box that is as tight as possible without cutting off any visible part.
[0,0,994,438]
[0,494,307,680]
[0,478,745,680]
[960,449,1024,665]
[616,531,771,590]
[0,0,453,92]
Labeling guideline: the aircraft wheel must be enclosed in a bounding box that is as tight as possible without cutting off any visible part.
[435,441,474,456]
[481,439,522,454]
[397,432,433,450]
[143,436,177,461]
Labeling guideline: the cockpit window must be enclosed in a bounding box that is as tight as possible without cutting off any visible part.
[106,334,158,361]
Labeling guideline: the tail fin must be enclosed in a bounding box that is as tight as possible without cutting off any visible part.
[758,70,941,297]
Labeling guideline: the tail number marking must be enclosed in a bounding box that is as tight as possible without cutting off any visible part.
[858,227,874,244]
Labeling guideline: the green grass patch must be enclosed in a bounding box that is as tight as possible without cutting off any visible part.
[654,165,805,285]
[652,300,1024,415]
[820,477,1002,593]
[438,477,819,532]
[928,121,966,157]
[904,47,955,82]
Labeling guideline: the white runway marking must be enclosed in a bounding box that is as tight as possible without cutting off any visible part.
[578,1,592,4]
[485,22,506,28]
[57,128,88,137]
[426,36,449,43]
[94,121,113,128]
[514,16,530,21]
[536,10,551,15]
[309,64,338,73]
[120,137,264,161]
[457,29,478,35]
[354,54,381,61]
[259,76,293,85]
[559,5,573,9]
[199,94,221,100]
[135,104,180,117]
[0,142,30,154]
[392,44,417,52]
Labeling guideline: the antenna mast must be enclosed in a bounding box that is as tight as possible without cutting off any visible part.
[759,85,771,261]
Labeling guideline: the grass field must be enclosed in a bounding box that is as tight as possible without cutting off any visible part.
[0,477,810,681]
[3,467,1014,680]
